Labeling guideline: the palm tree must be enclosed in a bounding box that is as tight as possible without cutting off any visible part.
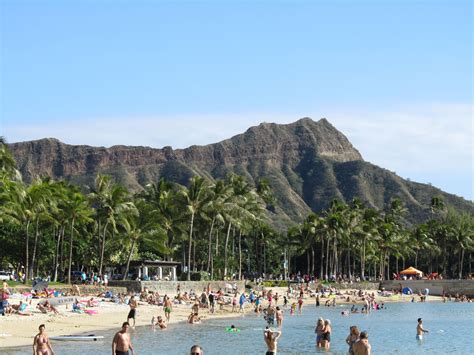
[89,174,135,274]
[0,137,20,180]
[180,176,210,280]
[63,190,93,284]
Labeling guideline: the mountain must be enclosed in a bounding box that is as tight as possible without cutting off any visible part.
[8,118,473,228]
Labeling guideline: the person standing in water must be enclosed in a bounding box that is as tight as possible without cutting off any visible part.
[346,326,360,355]
[315,318,325,348]
[264,328,282,355]
[112,322,134,355]
[315,294,320,307]
[321,319,332,350]
[297,297,304,313]
[276,306,283,327]
[33,324,55,355]
[352,331,371,355]
[416,318,429,340]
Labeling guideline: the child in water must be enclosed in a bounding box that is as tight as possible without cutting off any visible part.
[290,302,297,315]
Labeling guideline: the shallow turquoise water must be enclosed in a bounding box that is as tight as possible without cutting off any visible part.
[4,302,474,354]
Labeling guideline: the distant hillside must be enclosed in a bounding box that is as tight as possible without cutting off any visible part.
[9,118,474,228]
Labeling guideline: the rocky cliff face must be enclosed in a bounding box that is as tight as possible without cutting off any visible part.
[9,118,473,227]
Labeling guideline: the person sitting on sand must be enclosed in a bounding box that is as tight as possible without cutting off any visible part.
[156,315,167,329]
[37,300,59,314]
[264,328,282,355]
[12,301,33,316]
[71,284,81,296]
[188,312,201,324]
[33,324,55,355]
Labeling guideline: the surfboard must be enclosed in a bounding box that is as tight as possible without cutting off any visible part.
[50,335,104,341]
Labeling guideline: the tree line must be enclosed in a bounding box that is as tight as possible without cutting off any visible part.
[0,138,473,282]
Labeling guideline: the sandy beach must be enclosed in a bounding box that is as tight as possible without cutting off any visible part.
[0,286,443,349]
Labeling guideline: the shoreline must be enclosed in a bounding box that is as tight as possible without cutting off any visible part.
[0,287,444,349]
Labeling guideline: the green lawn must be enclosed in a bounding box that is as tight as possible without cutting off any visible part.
[6,280,69,287]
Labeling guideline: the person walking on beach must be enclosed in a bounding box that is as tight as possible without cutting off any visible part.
[315,294,320,307]
[33,324,55,355]
[112,322,134,355]
[127,296,138,327]
[264,328,282,355]
[352,331,371,355]
[164,296,173,321]
[239,292,246,312]
[416,318,429,340]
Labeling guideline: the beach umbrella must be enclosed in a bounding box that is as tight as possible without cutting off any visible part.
[32,279,49,292]
[399,267,423,275]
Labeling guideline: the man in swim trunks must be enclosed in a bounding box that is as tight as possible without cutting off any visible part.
[164,296,172,321]
[416,318,429,340]
[112,322,134,355]
[127,296,138,327]
[33,324,55,355]
[352,331,371,355]
[264,328,282,355]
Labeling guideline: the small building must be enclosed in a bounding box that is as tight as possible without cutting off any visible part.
[118,260,181,281]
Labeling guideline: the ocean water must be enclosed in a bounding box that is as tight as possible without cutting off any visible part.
[4,302,474,354]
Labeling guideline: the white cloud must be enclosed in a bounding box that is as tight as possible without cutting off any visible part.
[3,103,473,199]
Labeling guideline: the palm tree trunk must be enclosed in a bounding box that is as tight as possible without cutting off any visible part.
[24,219,31,283]
[30,217,40,279]
[206,217,215,272]
[53,226,63,282]
[320,238,324,279]
[238,230,242,280]
[325,236,330,279]
[68,218,75,284]
[459,249,464,279]
[306,250,310,275]
[187,212,195,281]
[193,234,197,272]
[123,237,137,281]
[311,247,315,275]
[223,222,231,277]
[99,221,109,275]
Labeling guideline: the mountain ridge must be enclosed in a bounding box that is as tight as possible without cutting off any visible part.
[8,118,473,228]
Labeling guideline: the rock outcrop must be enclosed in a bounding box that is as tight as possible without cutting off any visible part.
[9,118,473,227]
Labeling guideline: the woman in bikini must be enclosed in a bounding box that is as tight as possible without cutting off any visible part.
[315,318,325,348]
[322,319,332,350]
[33,324,55,355]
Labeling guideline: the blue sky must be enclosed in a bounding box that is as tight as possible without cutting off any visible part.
[0,0,472,200]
